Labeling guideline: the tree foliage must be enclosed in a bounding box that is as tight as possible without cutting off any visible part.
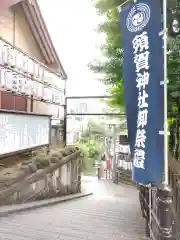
[82,120,105,138]
[167,38,180,116]
[89,1,124,109]
[76,140,101,172]
[89,0,180,117]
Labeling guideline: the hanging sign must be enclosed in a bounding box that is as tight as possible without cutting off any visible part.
[120,0,164,184]
[0,111,51,155]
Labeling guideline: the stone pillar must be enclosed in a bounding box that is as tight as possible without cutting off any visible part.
[145,187,150,238]
[138,185,150,237]
[67,161,71,193]
[157,184,173,240]
[77,157,81,192]
[70,159,75,193]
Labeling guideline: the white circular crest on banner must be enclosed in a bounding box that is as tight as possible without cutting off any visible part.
[126,3,150,32]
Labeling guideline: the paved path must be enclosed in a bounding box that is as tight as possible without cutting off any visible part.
[0,178,147,240]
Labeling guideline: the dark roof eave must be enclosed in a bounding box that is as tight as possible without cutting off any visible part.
[21,0,67,80]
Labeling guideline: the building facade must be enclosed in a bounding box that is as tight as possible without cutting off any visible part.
[66,102,88,145]
[0,0,66,119]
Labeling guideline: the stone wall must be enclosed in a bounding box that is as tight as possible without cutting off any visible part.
[0,150,81,205]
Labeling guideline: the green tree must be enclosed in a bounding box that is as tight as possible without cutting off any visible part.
[76,140,101,174]
[89,1,124,109]
[87,141,101,158]
[82,120,105,138]
[167,38,180,116]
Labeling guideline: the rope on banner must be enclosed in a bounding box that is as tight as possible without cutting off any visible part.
[119,0,130,8]
[118,0,132,12]
[119,0,137,8]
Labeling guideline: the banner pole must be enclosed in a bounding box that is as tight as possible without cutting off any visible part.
[163,0,169,185]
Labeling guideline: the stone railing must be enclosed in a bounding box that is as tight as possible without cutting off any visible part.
[0,150,81,205]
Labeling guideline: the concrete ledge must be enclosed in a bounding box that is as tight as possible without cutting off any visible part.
[0,192,93,217]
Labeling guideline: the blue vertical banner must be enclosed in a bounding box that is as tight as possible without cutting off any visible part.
[120,0,164,184]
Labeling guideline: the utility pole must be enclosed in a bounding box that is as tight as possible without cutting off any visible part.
[112,124,117,183]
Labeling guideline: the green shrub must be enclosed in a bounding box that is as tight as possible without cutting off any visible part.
[75,141,101,173]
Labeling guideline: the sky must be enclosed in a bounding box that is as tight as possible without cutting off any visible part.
[38,0,107,98]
